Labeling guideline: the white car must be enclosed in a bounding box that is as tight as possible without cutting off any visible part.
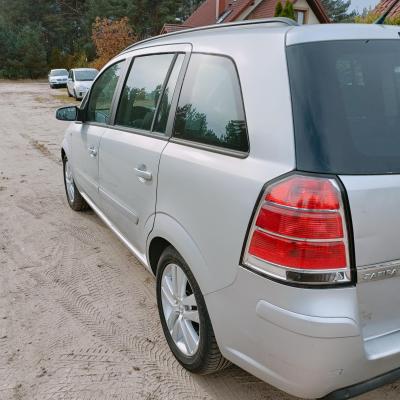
[48,69,68,88]
[67,68,98,100]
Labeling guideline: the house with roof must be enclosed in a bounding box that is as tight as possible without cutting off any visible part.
[161,0,330,34]
[374,0,400,19]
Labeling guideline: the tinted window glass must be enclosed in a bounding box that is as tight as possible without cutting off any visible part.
[174,54,248,152]
[50,69,68,76]
[153,54,185,133]
[86,62,123,124]
[75,69,98,81]
[116,54,175,131]
[287,40,400,174]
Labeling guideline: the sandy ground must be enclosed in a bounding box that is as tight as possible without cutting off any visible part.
[0,81,399,400]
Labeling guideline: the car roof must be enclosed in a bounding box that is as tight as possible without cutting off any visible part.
[286,23,400,45]
[72,68,98,71]
[121,18,400,56]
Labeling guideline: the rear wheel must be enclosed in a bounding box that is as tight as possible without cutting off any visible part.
[156,246,230,374]
[63,156,89,211]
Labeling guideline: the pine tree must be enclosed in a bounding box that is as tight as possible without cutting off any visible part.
[274,1,283,17]
[320,0,356,22]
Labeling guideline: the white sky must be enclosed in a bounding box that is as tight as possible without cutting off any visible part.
[349,0,380,12]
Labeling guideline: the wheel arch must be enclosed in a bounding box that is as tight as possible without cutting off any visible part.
[147,213,217,295]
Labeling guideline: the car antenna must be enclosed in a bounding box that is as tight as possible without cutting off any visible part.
[375,0,400,24]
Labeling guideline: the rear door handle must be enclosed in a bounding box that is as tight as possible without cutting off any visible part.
[134,165,152,182]
[88,146,97,157]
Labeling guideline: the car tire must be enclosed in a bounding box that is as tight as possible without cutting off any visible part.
[67,87,72,97]
[73,90,79,101]
[63,156,89,212]
[156,246,230,375]
[50,84,54,89]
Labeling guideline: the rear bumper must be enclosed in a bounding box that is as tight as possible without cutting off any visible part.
[205,267,400,399]
[322,366,400,399]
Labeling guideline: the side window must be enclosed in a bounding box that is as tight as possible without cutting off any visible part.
[86,61,124,124]
[153,54,185,133]
[174,54,249,152]
[115,53,175,131]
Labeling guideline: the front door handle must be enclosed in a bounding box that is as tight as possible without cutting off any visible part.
[134,165,152,182]
[88,146,97,157]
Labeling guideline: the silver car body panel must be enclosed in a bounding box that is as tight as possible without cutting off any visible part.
[61,22,400,399]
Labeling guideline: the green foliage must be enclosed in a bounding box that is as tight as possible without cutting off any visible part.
[274,1,283,17]
[320,0,356,22]
[355,11,400,24]
[0,0,198,79]
[278,0,296,20]
[0,23,47,79]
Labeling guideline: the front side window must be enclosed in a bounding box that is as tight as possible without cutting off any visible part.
[173,54,248,153]
[86,61,124,124]
[116,53,175,131]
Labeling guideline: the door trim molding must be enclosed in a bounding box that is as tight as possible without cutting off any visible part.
[80,191,150,270]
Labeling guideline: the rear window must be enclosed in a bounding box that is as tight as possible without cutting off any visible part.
[287,40,400,174]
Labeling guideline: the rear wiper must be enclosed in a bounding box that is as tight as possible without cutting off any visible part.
[375,0,400,24]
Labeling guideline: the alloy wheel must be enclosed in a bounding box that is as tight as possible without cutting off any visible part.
[161,263,200,356]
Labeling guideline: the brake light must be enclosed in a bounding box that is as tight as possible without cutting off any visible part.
[243,174,351,285]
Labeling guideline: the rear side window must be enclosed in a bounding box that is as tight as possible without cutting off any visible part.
[174,54,248,153]
[86,62,123,124]
[116,53,175,131]
[287,40,400,174]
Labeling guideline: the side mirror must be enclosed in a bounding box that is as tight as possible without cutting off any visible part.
[56,106,78,121]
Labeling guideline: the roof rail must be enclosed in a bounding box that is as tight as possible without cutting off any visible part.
[122,18,298,54]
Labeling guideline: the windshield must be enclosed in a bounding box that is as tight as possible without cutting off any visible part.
[50,69,68,76]
[75,70,98,81]
[287,40,400,174]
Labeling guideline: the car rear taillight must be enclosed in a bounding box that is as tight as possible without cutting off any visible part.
[243,174,352,285]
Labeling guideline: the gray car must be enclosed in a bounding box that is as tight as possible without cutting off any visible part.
[67,68,98,100]
[56,19,400,399]
[48,69,68,88]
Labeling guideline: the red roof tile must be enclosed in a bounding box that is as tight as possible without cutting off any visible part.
[185,0,218,26]
[247,0,329,22]
[182,0,329,30]
[160,24,193,34]
[374,0,400,17]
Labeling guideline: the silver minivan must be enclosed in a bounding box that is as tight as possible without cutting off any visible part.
[56,19,400,399]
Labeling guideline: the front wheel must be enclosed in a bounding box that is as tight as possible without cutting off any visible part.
[63,156,89,211]
[156,246,230,374]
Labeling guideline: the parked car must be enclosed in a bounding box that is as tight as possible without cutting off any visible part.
[56,19,400,399]
[67,68,98,100]
[48,69,68,88]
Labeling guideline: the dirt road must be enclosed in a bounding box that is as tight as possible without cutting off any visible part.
[0,81,398,400]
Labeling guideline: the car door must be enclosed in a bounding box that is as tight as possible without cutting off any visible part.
[98,44,190,259]
[70,60,126,204]
[67,70,74,94]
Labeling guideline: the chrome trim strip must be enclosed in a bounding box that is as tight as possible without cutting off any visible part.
[80,191,149,269]
[358,260,400,283]
[262,200,339,214]
[255,226,343,243]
